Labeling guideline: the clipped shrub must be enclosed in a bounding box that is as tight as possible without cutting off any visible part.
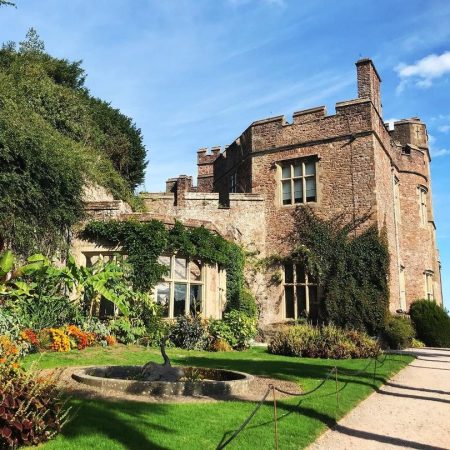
[268,324,379,359]
[222,310,257,349]
[382,315,415,349]
[0,359,68,448]
[169,316,208,350]
[209,338,233,352]
[411,338,425,349]
[409,300,450,348]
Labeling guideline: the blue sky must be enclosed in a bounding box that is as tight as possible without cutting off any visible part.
[1,0,449,307]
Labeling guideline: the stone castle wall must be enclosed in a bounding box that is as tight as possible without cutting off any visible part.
[75,59,443,327]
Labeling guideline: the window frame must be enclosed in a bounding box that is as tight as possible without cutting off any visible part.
[229,172,237,193]
[279,158,317,206]
[283,262,320,320]
[418,185,428,226]
[155,255,205,318]
[424,270,434,301]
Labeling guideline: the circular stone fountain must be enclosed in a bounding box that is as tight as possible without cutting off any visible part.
[72,365,253,397]
[72,336,253,398]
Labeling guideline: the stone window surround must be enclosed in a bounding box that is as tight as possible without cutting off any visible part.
[424,270,434,301]
[155,255,205,318]
[418,185,428,226]
[277,156,318,207]
[283,262,319,320]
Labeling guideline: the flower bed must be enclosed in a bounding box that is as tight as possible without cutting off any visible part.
[2,325,116,356]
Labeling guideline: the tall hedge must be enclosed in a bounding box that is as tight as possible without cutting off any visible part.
[409,300,450,348]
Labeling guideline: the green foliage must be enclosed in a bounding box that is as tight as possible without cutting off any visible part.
[290,207,389,334]
[169,316,208,350]
[268,324,380,359]
[0,30,147,256]
[108,317,147,345]
[382,315,415,349]
[221,310,257,349]
[83,220,255,316]
[208,319,236,348]
[409,300,450,348]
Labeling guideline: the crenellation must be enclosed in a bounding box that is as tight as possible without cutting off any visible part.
[79,58,442,327]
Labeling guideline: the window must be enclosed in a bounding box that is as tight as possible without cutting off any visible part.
[281,159,317,205]
[424,271,434,301]
[418,186,428,226]
[155,256,204,317]
[229,172,237,193]
[284,262,319,321]
[393,176,401,224]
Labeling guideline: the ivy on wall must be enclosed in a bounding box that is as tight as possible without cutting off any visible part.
[83,220,256,316]
[287,207,390,334]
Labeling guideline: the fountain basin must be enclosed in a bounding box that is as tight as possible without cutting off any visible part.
[72,365,253,397]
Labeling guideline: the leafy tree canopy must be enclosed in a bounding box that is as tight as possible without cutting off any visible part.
[0,29,147,256]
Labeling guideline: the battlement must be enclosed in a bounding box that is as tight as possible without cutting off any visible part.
[197,146,223,164]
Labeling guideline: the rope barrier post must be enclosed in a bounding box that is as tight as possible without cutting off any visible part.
[271,385,279,450]
[334,366,339,413]
[373,357,378,385]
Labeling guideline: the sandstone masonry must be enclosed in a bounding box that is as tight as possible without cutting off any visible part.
[77,59,443,327]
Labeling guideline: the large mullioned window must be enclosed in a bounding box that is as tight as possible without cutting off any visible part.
[155,256,204,317]
[281,159,317,205]
[284,262,319,321]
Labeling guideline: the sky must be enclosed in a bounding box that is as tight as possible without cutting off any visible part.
[1,0,449,307]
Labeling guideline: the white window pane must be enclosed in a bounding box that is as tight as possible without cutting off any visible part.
[293,162,302,177]
[174,257,187,279]
[306,177,316,202]
[174,283,187,316]
[190,260,202,281]
[305,161,315,176]
[156,282,170,317]
[189,285,202,315]
[282,180,291,205]
[294,179,303,203]
[282,166,290,179]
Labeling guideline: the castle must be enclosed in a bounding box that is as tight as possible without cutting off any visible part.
[73,59,443,326]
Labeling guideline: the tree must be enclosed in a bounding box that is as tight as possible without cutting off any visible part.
[0,1,16,7]
[0,30,147,257]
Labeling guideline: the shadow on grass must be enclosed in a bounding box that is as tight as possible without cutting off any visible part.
[61,400,171,450]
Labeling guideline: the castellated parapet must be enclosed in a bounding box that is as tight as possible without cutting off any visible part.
[77,58,442,327]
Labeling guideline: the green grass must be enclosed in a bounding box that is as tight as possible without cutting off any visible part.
[24,346,413,450]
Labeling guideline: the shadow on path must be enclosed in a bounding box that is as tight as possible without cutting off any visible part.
[332,425,448,450]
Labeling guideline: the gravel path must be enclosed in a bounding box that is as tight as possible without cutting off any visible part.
[309,348,450,450]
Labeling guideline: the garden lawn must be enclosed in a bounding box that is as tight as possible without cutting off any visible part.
[24,346,413,450]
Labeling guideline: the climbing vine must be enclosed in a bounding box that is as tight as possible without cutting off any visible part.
[285,207,390,334]
[83,220,256,316]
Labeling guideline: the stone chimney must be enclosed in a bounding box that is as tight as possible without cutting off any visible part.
[356,58,382,116]
[175,175,192,206]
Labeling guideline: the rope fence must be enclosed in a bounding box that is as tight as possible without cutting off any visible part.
[216,352,397,450]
